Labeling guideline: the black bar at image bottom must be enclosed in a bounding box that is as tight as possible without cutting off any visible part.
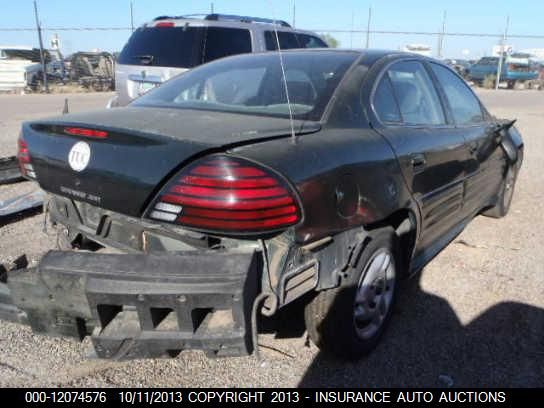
[0,388,542,406]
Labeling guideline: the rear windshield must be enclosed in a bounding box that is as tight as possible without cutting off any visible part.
[132,51,357,121]
[118,26,252,68]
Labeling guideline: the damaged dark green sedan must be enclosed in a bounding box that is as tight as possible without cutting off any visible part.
[3,49,523,360]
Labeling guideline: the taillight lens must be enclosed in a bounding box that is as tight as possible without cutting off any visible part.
[17,136,36,179]
[147,155,301,233]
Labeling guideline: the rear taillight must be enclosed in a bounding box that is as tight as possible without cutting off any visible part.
[17,136,36,179]
[147,155,301,233]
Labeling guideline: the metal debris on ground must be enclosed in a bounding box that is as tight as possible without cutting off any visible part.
[0,189,45,220]
[0,156,23,185]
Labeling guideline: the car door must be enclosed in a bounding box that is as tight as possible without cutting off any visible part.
[427,62,506,216]
[370,59,468,250]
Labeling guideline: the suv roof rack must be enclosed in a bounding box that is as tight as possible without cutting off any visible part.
[204,13,291,27]
[152,14,291,27]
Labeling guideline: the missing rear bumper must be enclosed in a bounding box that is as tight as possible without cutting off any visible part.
[5,250,261,359]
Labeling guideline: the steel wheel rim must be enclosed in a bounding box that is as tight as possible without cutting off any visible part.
[503,169,515,209]
[353,248,396,340]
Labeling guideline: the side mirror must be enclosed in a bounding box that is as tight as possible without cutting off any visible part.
[489,119,517,144]
[492,119,518,164]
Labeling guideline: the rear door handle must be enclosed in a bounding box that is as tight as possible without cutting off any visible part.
[410,154,427,171]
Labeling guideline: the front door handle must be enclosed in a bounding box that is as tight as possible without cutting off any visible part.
[410,154,427,172]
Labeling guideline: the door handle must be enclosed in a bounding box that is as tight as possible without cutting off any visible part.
[469,142,478,155]
[410,154,426,170]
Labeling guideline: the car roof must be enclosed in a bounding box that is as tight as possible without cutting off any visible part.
[258,48,444,66]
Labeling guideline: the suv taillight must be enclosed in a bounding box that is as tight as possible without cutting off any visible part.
[17,136,36,179]
[147,155,301,233]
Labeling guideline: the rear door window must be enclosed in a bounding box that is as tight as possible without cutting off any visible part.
[203,27,252,63]
[387,61,445,125]
[265,31,299,50]
[429,63,484,125]
[265,32,328,50]
[296,34,328,48]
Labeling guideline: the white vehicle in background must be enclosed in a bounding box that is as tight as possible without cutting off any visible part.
[0,46,65,92]
[109,13,328,108]
[0,47,43,92]
[402,44,432,57]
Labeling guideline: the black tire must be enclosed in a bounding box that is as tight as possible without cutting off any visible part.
[304,227,399,359]
[483,164,518,218]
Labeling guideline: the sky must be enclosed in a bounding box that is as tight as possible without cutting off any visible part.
[1,0,543,59]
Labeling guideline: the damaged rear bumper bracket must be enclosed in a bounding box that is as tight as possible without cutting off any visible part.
[5,250,260,359]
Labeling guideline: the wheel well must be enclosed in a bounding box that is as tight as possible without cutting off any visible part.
[365,209,417,277]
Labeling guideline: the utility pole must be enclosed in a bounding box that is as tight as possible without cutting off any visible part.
[211,2,214,14]
[365,7,372,48]
[495,15,510,90]
[130,1,134,32]
[438,11,446,58]
[292,1,296,28]
[33,0,48,93]
[350,11,355,48]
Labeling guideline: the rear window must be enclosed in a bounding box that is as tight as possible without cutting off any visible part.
[118,26,252,68]
[133,51,357,121]
[118,26,204,68]
[265,31,327,50]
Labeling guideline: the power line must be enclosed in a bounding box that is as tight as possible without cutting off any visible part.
[0,27,132,31]
[1,26,543,40]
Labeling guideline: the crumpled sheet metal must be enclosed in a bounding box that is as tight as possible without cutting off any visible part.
[0,189,45,219]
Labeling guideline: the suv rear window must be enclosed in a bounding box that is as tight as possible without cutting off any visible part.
[265,31,327,50]
[118,26,252,68]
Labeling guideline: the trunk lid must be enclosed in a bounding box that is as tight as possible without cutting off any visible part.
[23,107,318,217]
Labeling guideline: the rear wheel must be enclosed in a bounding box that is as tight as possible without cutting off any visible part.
[304,227,399,359]
[484,164,518,218]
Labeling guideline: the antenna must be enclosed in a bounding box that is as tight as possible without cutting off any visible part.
[267,1,297,144]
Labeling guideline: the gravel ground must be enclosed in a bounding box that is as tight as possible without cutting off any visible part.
[0,90,542,387]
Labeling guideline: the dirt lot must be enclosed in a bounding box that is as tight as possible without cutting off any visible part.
[0,90,542,387]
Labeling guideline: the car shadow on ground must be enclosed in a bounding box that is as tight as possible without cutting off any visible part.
[271,271,543,388]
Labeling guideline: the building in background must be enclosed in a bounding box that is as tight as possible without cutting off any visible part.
[402,44,432,57]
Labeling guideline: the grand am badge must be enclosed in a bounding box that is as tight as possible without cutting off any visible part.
[68,141,91,172]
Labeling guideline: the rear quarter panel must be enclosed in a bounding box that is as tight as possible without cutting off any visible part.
[230,127,415,244]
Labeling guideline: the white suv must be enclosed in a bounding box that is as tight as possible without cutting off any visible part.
[109,13,328,107]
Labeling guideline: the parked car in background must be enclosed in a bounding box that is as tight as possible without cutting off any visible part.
[8,50,523,360]
[108,13,328,107]
[0,47,51,91]
[468,55,539,88]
